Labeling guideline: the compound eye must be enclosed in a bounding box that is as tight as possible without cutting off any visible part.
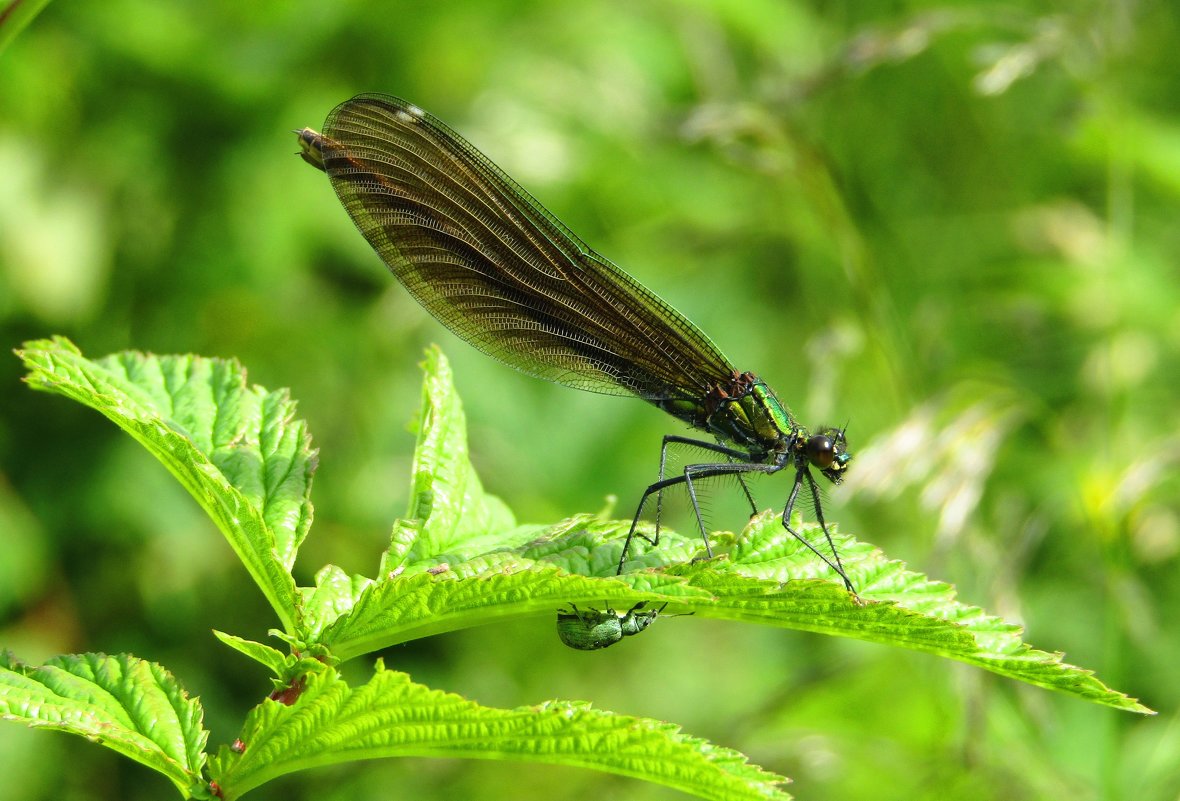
[806,434,835,468]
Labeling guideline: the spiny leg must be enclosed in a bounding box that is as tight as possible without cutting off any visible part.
[619,459,781,574]
[781,467,856,594]
[805,468,854,594]
[734,470,758,517]
[651,436,675,547]
[620,472,692,575]
[646,436,756,547]
[682,460,784,564]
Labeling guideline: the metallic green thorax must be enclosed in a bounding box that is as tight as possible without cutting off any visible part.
[692,371,851,484]
[556,603,665,651]
[655,371,793,451]
[711,372,795,455]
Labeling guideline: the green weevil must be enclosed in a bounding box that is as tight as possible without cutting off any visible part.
[556,602,668,650]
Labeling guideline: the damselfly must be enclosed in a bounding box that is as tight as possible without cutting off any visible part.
[297,95,853,590]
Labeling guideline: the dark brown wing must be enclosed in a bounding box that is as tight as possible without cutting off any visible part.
[314,93,736,402]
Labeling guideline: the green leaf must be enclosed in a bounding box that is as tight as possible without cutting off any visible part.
[380,346,516,574]
[212,632,290,677]
[0,652,208,796]
[299,564,375,638]
[316,559,710,660]
[17,336,309,631]
[319,510,1150,712]
[208,661,789,801]
[522,513,1156,714]
[719,514,1153,713]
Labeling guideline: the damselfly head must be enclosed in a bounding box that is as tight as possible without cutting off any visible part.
[807,427,852,484]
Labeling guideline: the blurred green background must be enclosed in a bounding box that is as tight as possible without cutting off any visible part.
[1,1,1177,799]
